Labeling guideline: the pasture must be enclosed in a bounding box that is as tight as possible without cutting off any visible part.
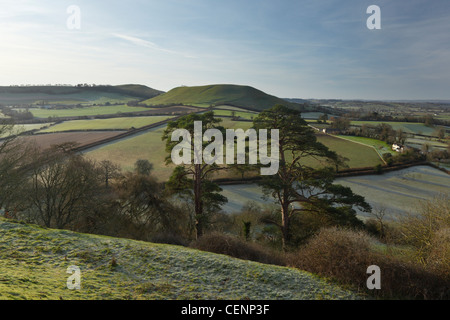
[212,110,258,120]
[0,86,143,106]
[350,121,439,136]
[25,105,153,119]
[316,134,383,168]
[39,116,174,133]
[85,126,175,181]
[84,119,256,181]
[85,119,382,182]
[336,135,396,156]
[0,123,54,138]
[213,105,255,112]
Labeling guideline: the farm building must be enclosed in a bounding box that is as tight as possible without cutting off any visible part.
[392,143,404,152]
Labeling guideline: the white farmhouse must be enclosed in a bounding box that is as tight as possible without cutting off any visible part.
[392,143,404,153]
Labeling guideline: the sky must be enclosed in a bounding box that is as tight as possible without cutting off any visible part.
[0,0,449,100]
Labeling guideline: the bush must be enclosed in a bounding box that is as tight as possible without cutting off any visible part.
[397,194,450,263]
[374,164,383,174]
[191,232,286,266]
[288,227,374,286]
[427,228,450,278]
[289,227,450,299]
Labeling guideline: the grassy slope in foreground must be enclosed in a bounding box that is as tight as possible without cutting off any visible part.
[0,218,362,300]
[143,84,302,111]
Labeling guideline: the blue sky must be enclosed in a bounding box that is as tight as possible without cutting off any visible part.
[0,0,449,100]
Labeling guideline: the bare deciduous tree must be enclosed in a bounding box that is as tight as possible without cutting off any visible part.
[26,146,102,228]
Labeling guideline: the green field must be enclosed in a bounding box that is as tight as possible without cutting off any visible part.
[214,105,255,112]
[350,121,439,136]
[0,123,54,138]
[0,218,362,300]
[86,119,382,182]
[212,109,258,120]
[85,120,256,181]
[337,135,396,156]
[316,134,383,168]
[218,118,254,130]
[301,112,334,119]
[25,105,154,119]
[85,126,174,181]
[0,91,136,105]
[39,116,174,132]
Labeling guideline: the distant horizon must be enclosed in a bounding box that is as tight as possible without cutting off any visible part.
[1,82,450,103]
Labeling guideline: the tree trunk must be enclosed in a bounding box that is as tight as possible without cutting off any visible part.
[193,164,203,239]
[281,201,290,251]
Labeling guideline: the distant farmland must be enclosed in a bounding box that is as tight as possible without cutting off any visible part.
[0,91,137,105]
[85,120,383,182]
[336,135,396,156]
[334,165,450,218]
[0,123,54,138]
[85,125,174,181]
[316,133,383,168]
[0,84,163,106]
[39,116,174,132]
[350,121,439,136]
[220,165,450,217]
[212,109,258,120]
[25,105,153,119]
[22,131,124,150]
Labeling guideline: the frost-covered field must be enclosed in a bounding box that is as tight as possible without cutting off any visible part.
[220,166,450,219]
[0,218,362,300]
[334,165,450,219]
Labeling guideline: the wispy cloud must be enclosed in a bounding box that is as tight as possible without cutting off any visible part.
[1,0,449,99]
[111,33,195,58]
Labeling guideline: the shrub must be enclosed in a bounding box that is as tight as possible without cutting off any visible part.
[374,164,383,174]
[288,227,374,287]
[289,227,450,299]
[191,232,286,266]
[427,228,450,278]
[397,194,450,263]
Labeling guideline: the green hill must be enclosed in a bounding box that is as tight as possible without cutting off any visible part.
[112,84,164,99]
[0,85,163,105]
[143,84,304,111]
[0,218,362,300]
